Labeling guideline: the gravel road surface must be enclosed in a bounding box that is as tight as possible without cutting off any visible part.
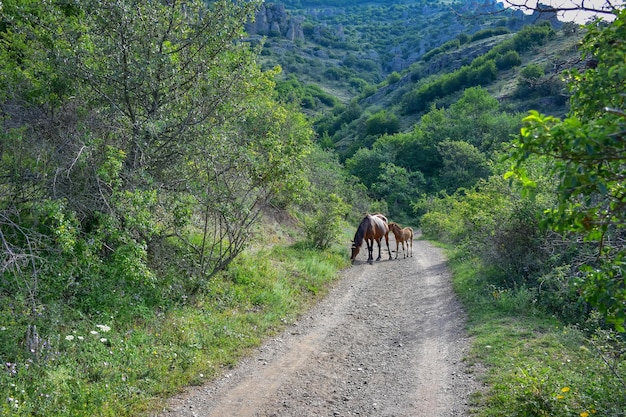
[155,236,482,417]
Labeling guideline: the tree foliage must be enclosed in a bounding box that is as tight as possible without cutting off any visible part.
[507,9,626,331]
[0,0,313,314]
[365,110,400,136]
[344,87,519,221]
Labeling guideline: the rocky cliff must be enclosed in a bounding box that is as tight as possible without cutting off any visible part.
[245,3,305,41]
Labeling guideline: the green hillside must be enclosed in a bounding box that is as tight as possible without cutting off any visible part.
[253,1,581,159]
[251,1,586,224]
[254,0,550,100]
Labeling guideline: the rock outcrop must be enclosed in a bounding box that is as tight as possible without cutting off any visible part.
[245,3,304,41]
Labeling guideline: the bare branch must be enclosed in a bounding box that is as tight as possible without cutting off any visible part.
[503,0,620,16]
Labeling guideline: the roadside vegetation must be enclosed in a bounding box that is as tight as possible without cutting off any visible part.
[449,251,625,416]
[0,237,350,416]
[422,8,626,415]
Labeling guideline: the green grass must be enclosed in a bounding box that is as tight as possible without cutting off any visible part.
[446,249,626,417]
[0,241,350,416]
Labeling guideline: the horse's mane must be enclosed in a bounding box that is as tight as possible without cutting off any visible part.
[353,215,370,247]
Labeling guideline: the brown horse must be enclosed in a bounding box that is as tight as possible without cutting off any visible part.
[351,214,392,264]
[388,222,414,259]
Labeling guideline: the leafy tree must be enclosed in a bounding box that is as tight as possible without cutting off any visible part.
[495,50,522,70]
[365,110,400,136]
[435,140,492,193]
[515,63,545,97]
[507,10,626,331]
[349,77,369,92]
[370,162,424,221]
[457,33,471,44]
[512,21,555,51]
[300,146,370,247]
[443,87,518,152]
[315,100,362,138]
[386,71,401,84]
[303,192,350,249]
[0,0,313,308]
[469,60,498,85]
[345,146,391,189]
[376,127,440,180]
[470,27,510,42]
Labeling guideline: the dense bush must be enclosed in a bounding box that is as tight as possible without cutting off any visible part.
[514,63,546,97]
[303,193,349,249]
[365,110,400,136]
[470,26,510,42]
[508,9,626,331]
[386,71,402,84]
[314,100,362,137]
[419,175,590,322]
[421,38,461,63]
[275,76,338,109]
[401,60,498,114]
[495,50,522,70]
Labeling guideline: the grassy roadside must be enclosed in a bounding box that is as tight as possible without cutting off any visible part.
[0,237,351,416]
[444,247,626,417]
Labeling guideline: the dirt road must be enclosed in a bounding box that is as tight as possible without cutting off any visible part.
[156,237,481,417]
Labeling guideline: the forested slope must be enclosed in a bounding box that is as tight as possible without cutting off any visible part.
[279,16,584,223]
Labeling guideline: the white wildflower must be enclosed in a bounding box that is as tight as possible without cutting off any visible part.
[96,324,111,332]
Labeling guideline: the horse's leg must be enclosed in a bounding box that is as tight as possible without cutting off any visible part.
[385,233,392,260]
[394,238,399,259]
[367,238,374,264]
[375,238,382,261]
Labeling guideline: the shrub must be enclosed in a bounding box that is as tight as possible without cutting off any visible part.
[303,193,349,249]
[470,27,509,42]
[495,50,521,70]
[386,71,401,84]
[365,110,400,136]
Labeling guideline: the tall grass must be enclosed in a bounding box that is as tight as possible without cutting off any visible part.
[446,250,626,417]
[0,241,350,416]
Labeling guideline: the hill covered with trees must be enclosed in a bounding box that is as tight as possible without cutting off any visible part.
[254,1,583,223]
